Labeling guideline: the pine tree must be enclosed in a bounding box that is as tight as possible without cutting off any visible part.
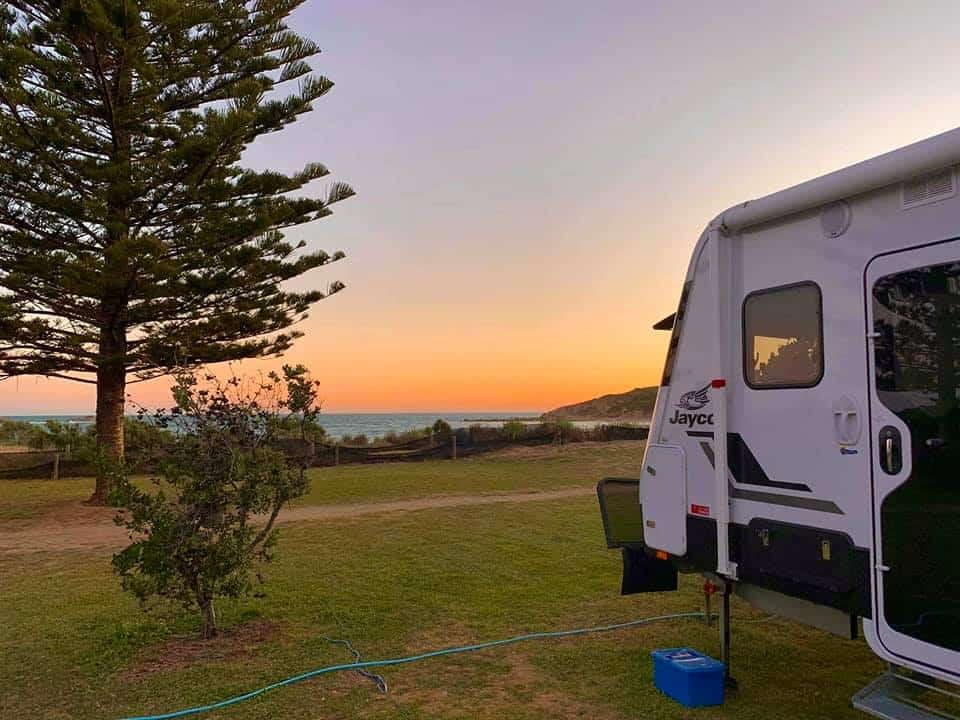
[0,1,353,502]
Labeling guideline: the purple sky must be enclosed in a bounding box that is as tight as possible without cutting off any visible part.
[6,1,960,413]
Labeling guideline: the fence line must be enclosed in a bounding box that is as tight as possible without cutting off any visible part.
[310,424,648,467]
[0,424,649,479]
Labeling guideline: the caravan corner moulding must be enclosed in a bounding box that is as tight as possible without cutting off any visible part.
[596,125,960,716]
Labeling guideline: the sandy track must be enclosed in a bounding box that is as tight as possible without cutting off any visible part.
[0,487,595,555]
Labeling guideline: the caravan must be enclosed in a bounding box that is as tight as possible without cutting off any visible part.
[598,126,960,716]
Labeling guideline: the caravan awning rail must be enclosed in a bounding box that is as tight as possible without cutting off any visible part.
[717,126,960,233]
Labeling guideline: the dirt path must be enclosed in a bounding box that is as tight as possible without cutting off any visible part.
[0,487,595,555]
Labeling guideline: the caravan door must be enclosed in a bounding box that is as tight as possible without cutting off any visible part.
[866,239,960,679]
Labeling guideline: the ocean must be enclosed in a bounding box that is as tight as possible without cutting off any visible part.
[0,412,631,440]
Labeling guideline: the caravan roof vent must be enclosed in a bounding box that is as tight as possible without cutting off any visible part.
[902,168,956,209]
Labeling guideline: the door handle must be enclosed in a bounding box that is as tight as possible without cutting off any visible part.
[879,426,902,474]
[832,396,861,445]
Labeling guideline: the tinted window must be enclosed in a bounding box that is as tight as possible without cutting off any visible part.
[660,281,692,386]
[873,260,960,652]
[743,283,822,388]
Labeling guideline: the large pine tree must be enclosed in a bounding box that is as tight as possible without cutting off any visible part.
[0,1,353,502]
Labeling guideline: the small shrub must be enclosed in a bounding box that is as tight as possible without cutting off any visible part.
[123,418,175,469]
[502,420,526,440]
[431,419,452,437]
[377,429,430,446]
[111,365,319,639]
[28,420,97,458]
[341,433,369,446]
[25,421,53,450]
[387,428,430,445]
[268,413,327,446]
[0,418,40,447]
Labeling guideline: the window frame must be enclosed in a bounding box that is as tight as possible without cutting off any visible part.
[742,280,824,390]
[660,280,692,386]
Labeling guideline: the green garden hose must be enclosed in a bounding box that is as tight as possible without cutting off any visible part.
[122,610,706,719]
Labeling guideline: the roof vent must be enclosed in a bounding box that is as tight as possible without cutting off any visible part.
[902,168,956,209]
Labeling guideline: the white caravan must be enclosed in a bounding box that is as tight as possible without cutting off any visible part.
[597,126,960,717]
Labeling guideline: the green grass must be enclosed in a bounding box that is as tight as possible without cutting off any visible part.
[0,442,642,524]
[297,442,641,505]
[0,444,883,719]
[0,476,91,521]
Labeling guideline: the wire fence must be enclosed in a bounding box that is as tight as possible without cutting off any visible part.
[312,424,648,466]
[0,424,649,479]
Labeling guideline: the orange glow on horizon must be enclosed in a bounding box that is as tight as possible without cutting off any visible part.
[0,312,671,414]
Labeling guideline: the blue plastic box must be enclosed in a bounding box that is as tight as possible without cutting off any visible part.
[651,648,725,707]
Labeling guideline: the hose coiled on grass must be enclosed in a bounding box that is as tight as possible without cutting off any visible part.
[121,611,706,720]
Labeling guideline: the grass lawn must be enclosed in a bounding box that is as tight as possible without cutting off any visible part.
[0,443,883,719]
[0,441,638,525]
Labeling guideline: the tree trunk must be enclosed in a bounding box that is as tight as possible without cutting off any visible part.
[199,596,218,640]
[89,325,126,505]
[89,52,133,506]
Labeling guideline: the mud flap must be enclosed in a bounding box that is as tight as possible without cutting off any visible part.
[621,547,678,595]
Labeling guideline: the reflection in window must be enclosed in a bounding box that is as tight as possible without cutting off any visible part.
[743,283,822,388]
[873,260,960,653]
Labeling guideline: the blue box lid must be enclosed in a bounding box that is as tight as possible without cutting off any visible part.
[651,648,725,673]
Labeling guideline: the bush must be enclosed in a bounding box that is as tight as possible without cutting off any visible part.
[269,414,327,444]
[111,365,319,639]
[502,420,526,440]
[28,420,97,458]
[340,433,369,446]
[123,418,175,467]
[431,419,452,438]
[0,418,39,447]
[379,428,429,446]
[18,417,172,468]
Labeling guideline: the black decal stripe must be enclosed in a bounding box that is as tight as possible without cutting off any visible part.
[698,440,715,466]
[732,487,844,515]
[698,442,844,515]
[686,431,812,492]
[728,432,812,492]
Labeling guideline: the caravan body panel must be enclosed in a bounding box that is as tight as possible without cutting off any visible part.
[634,140,960,684]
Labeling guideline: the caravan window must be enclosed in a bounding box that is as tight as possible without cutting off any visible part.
[660,281,692,386]
[743,282,823,389]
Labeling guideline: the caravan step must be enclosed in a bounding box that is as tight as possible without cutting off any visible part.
[854,670,960,720]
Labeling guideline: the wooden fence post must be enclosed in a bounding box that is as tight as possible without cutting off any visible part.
[451,434,457,460]
[51,451,60,481]
[334,443,340,467]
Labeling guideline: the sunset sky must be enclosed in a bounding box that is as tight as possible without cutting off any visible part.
[4,1,960,414]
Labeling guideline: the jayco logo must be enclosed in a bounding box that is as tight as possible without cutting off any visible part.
[669,383,714,426]
[677,384,710,410]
